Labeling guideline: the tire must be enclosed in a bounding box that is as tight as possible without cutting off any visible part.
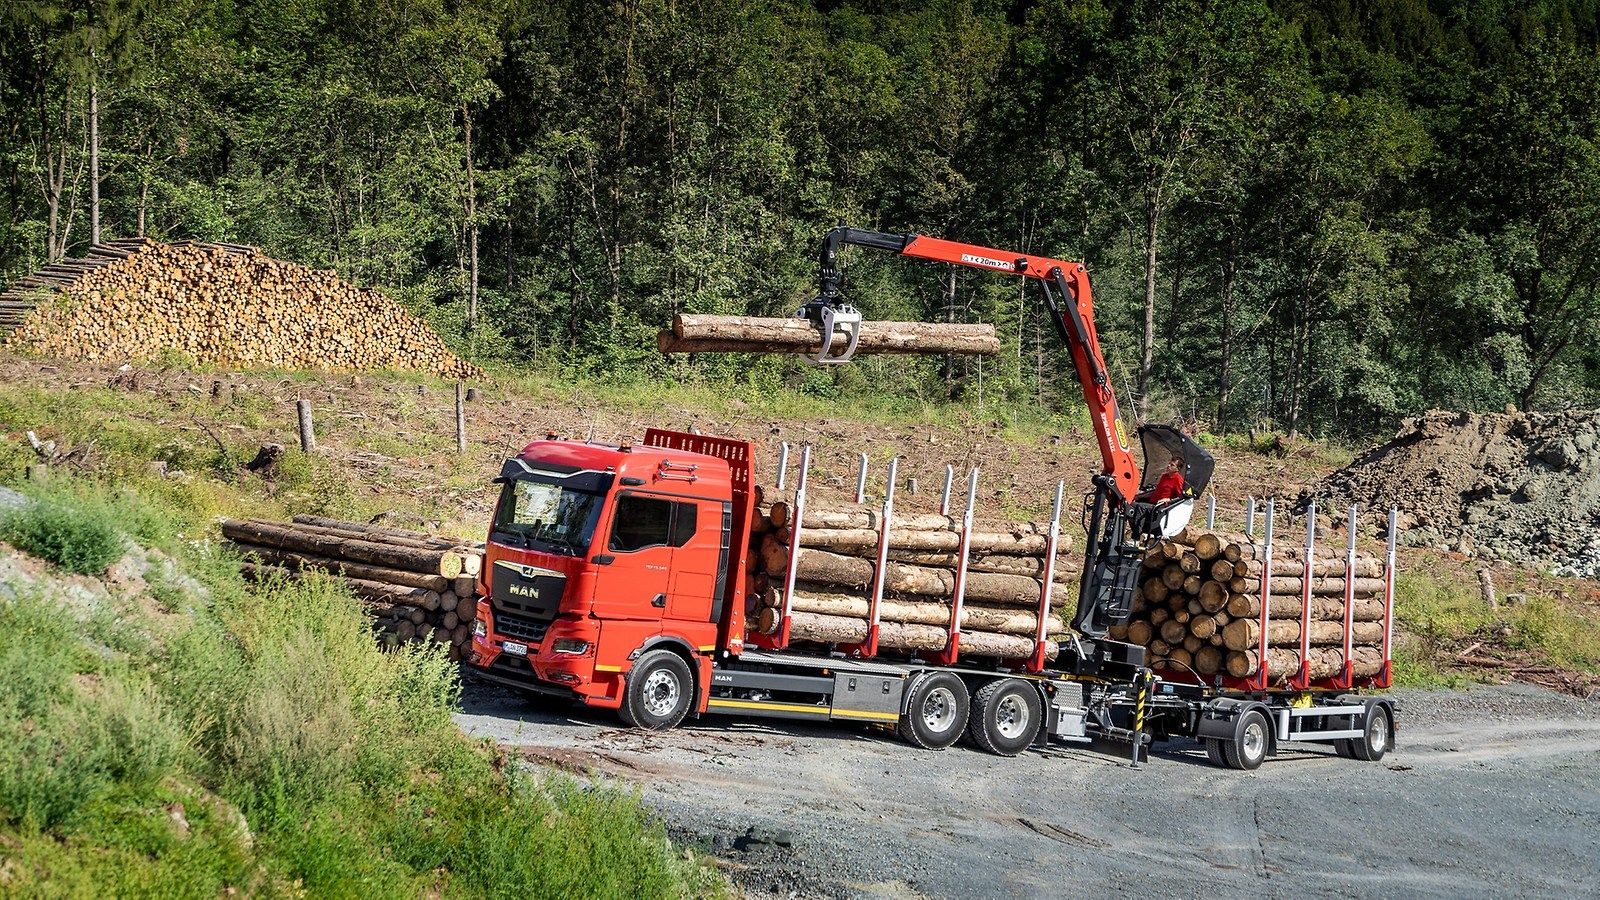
[1221,709,1270,770]
[1334,738,1355,758]
[1348,705,1392,761]
[619,649,694,731]
[966,679,1043,756]
[1204,737,1227,767]
[897,672,970,750]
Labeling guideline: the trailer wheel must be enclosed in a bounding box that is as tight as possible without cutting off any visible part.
[1204,738,1227,767]
[897,672,969,750]
[619,649,693,731]
[1221,709,1269,770]
[1346,705,1392,762]
[967,679,1042,756]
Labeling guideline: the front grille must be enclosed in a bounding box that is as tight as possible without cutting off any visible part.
[494,610,551,643]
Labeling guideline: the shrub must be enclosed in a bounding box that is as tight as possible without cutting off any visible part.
[0,491,125,574]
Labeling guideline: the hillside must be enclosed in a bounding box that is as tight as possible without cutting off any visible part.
[3,355,1596,695]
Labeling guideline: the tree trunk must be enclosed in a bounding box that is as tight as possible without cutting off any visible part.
[227,543,450,591]
[783,588,1065,636]
[220,518,465,578]
[1138,198,1160,416]
[462,103,479,332]
[1225,594,1385,621]
[1222,618,1385,651]
[788,548,1050,605]
[1217,252,1236,432]
[89,71,100,247]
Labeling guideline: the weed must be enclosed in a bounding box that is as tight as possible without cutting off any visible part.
[0,489,126,574]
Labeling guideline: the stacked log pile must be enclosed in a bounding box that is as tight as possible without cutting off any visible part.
[223,515,485,661]
[744,494,1074,661]
[1110,528,1387,684]
[3,239,481,378]
[658,313,1000,357]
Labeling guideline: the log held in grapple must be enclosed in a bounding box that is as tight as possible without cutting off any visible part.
[658,313,1001,357]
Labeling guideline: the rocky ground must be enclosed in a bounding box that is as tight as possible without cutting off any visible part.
[458,677,1600,899]
[1318,409,1600,576]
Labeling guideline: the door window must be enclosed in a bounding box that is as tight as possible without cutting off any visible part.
[609,495,697,552]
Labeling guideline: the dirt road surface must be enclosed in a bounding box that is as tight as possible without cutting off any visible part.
[456,680,1599,898]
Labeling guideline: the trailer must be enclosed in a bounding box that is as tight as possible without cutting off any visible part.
[469,429,1398,769]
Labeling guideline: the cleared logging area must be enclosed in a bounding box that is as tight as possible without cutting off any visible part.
[2,239,480,378]
[224,515,484,660]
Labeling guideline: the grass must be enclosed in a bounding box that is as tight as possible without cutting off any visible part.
[0,487,127,574]
[0,472,722,896]
[1391,569,1600,687]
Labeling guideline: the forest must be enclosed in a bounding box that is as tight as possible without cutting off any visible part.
[3,0,1599,437]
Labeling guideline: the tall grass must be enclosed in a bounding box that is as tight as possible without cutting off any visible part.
[0,479,720,896]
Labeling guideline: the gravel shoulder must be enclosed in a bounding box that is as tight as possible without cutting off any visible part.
[456,680,1600,899]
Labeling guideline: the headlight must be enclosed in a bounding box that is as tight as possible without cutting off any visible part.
[551,638,591,655]
[472,620,486,638]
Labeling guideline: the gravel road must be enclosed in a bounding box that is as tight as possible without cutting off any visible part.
[456,680,1600,898]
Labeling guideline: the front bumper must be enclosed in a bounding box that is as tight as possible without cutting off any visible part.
[470,604,621,707]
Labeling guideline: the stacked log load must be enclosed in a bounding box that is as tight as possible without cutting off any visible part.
[743,490,1076,661]
[1109,528,1387,683]
[223,515,485,661]
[2,239,481,379]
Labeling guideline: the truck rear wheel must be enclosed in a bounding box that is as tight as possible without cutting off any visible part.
[966,678,1041,756]
[1344,705,1392,761]
[619,649,693,731]
[897,672,969,750]
[1221,709,1269,770]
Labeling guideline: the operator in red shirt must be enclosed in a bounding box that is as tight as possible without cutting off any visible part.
[1140,454,1186,503]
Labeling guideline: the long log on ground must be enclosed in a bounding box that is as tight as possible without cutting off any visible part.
[1221,618,1386,651]
[220,518,464,578]
[799,527,1048,555]
[227,542,449,591]
[790,548,1049,605]
[287,515,464,550]
[783,587,1066,636]
[660,314,1001,357]
[1226,646,1383,680]
[238,561,439,609]
[1225,594,1386,621]
[778,611,1057,660]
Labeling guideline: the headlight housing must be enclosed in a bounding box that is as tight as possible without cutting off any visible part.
[550,638,592,655]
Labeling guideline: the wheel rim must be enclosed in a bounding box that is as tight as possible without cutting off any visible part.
[995,693,1031,740]
[1242,720,1266,761]
[1369,711,1389,751]
[642,668,680,718]
[921,686,957,733]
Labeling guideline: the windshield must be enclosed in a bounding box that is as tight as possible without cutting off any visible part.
[492,478,606,556]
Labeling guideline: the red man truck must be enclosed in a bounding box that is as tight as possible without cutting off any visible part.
[468,227,1399,768]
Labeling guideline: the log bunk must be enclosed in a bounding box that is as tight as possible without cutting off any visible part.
[741,455,1076,670]
[223,515,485,661]
[1110,504,1397,691]
[2,238,480,378]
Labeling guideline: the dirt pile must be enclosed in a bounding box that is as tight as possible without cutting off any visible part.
[1314,409,1600,575]
[3,239,481,379]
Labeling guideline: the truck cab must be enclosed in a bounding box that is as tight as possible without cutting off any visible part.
[470,429,754,725]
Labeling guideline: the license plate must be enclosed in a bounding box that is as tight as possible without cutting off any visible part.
[502,641,528,657]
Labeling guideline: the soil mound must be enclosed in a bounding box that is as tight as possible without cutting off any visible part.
[2,239,480,379]
[1314,409,1600,574]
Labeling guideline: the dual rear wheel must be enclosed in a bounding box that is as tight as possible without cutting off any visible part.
[897,674,1042,756]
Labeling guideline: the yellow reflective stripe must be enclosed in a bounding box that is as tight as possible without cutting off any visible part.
[594,664,623,673]
[706,698,828,716]
[829,708,900,722]
[697,645,716,652]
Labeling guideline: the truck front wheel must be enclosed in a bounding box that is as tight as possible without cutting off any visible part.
[897,672,970,750]
[619,649,693,730]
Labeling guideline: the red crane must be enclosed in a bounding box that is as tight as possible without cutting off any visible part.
[797,226,1213,648]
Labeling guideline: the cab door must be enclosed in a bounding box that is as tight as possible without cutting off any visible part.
[665,497,725,626]
[589,492,684,623]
